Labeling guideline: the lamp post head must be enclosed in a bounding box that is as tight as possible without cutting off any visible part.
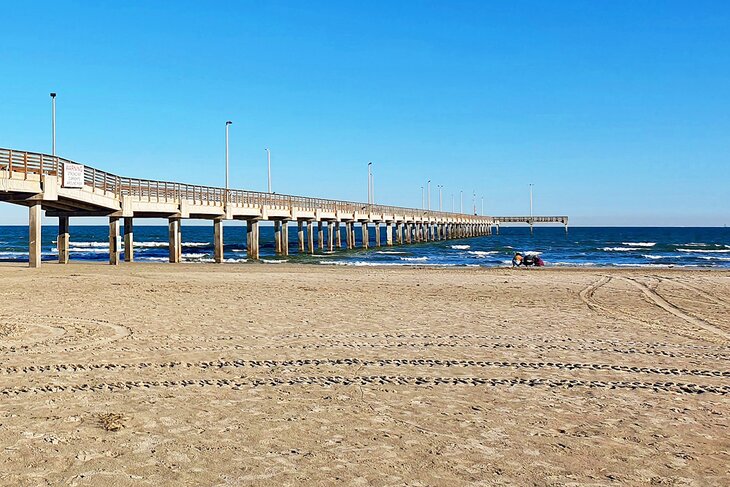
[50,92,56,98]
[226,121,232,126]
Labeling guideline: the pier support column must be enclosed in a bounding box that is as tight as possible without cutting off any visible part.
[58,216,70,264]
[337,223,343,249]
[281,221,289,256]
[109,217,120,265]
[327,222,334,251]
[168,218,180,263]
[247,219,259,260]
[374,223,381,247]
[123,217,134,262]
[318,221,324,250]
[213,218,224,263]
[28,203,42,268]
[347,222,355,249]
[386,223,393,246]
[361,222,369,249]
[307,221,315,254]
[274,221,282,254]
[298,221,305,252]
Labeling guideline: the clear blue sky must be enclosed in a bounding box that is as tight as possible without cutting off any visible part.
[1,1,728,226]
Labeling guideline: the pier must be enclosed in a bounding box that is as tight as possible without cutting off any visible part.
[0,148,566,267]
[493,216,569,235]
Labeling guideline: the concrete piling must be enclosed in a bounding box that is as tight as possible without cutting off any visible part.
[327,222,335,251]
[123,217,133,262]
[274,221,282,254]
[213,218,224,263]
[58,216,70,264]
[318,221,324,250]
[168,218,180,263]
[109,217,120,265]
[298,221,305,253]
[307,221,315,254]
[281,221,289,256]
[28,203,42,268]
[246,219,259,260]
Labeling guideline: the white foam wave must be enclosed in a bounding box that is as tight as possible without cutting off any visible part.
[401,256,428,261]
[376,251,407,255]
[697,256,730,261]
[261,259,288,264]
[66,248,109,254]
[622,242,656,247]
[181,253,208,259]
[65,241,108,248]
[550,262,598,267]
[231,249,245,253]
[677,248,730,253]
[467,250,498,257]
[183,242,210,247]
[451,245,470,250]
[601,247,641,252]
[134,241,168,248]
[319,260,457,267]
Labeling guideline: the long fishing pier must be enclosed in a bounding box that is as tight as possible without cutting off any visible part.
[1,148,567,267]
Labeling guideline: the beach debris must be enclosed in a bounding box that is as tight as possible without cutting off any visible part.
[97,412,126,432]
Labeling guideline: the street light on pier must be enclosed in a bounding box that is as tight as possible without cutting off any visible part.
[460,191,463,214]
[421,186,424,210]
[427,180,431,211]
[438,185,443,211]
[50,93,56,156]
[265,148,272,193]
[367,162,373,205]
[529,183,534,218]
[225,121,232,193]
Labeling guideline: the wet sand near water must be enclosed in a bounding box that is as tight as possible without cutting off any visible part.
[0,264,728,485]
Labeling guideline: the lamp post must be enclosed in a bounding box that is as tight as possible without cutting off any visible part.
[427,180,431,211]
[460,191,463,213]
[421,186,424,210]
[225,121,232,194]
[529,183,534,218]
[50,93,56,156]
[472,191,476,215]
[265,148,271,193]
[367,162,372,204]
[481,196,484,216]
[438,185,443,211]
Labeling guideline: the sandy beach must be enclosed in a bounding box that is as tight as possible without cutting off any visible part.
[0,264,728,486]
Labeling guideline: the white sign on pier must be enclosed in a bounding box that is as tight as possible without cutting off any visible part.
[62,162,85,188]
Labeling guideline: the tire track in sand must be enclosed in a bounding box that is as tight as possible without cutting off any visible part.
[1,375,726,396]
[1,357,727,379]
[622,277,730,342]
[579,277,726,344]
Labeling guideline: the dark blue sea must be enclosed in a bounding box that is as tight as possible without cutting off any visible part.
[0,225,728,268]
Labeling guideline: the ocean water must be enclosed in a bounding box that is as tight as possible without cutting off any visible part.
[0,225,728,268]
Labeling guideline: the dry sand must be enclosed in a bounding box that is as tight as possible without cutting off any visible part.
[0,263,728,486]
